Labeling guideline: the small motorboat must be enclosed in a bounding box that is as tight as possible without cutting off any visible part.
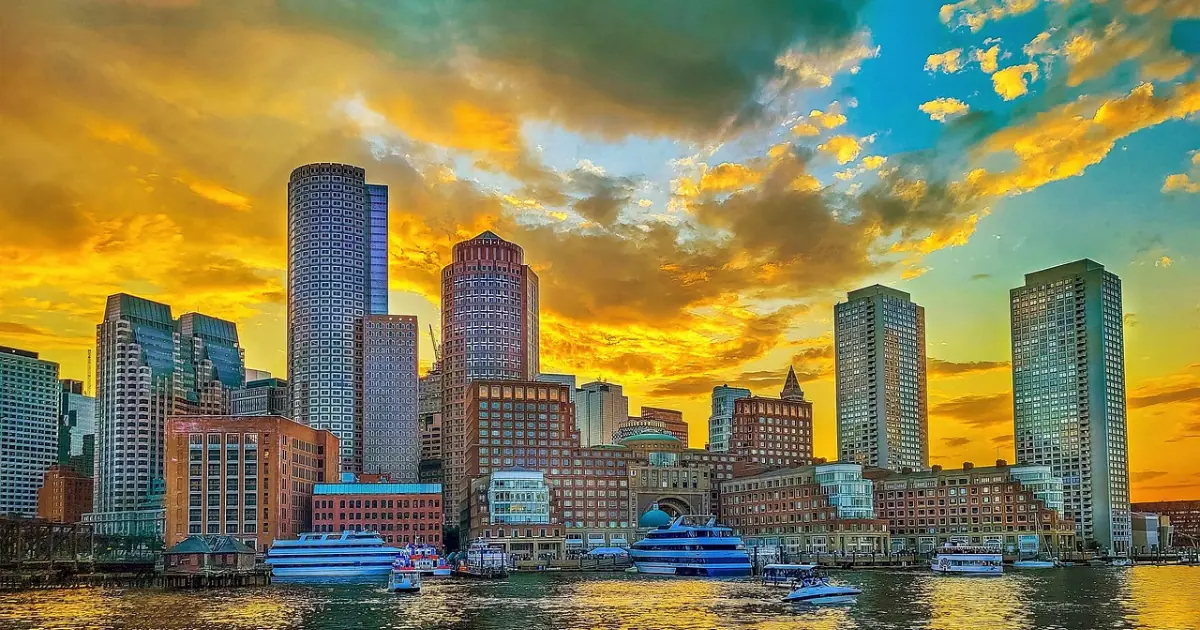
[388,568,422,593]
[781,568,861,605]
[625,566,639,573]
[1109,557,1133,567]
[1013,559,1059,569]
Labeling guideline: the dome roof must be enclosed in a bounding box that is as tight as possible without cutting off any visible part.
[618,430,681,445]
[639,504,673,528]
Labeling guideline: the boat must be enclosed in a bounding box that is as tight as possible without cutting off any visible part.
[930,544,1003,576]
[400,544,452,576]
[627,515,752,577]
[761,563,820,588]
[624,566,639,573]
[781,567,861,605]
[1012,559,1059,569]
[1109,557,1133,567]
[455,539,508,578]
[387,562,422,594]
[264,531,402,579]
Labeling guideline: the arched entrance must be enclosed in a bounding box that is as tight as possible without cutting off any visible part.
[654,496,693,517]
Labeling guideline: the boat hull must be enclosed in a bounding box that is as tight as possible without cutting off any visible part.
[271,565,395,579]
[930,565,1003,576]
[632,561,751,577]
[783,586,861,605]
[1013,561,1058,569]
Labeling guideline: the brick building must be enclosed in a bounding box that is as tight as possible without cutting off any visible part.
[164,415,338,550]
[37,465,93,524]
[640,407,689,446]
[312,475,443,546]
[1131,500,1200,547]
[728,368,814,468]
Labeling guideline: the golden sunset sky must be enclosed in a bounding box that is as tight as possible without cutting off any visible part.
[1,0,1197,501]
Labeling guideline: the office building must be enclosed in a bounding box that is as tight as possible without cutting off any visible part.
[865,461,1077,554]
[1011,259,1130,552]
[1131,512,1173,552]
[0,346,61,517]
[1131,500,1198,547]
[37,464,93,524]
[58,379,95,476]
[576,381,628,447]
[312,474,442,546]
[834,285,928,471]
[440,232,539,521]
[640,406,688,445]
[287,163,388,474]
[418,367,443,485]
[708,385,750,452]
[361,315,419,482]
[728,367,813,468]
[164,415,338,550]
[230,378,289,416]
[243,368,273,383]
[93,295,245,523]
[536,373,577,408]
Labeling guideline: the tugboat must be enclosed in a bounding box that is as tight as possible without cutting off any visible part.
[781,567,862,605]
[387,558,422,593]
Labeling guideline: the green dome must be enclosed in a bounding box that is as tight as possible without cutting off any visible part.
[618,431,681,445]
[639,504,673,528]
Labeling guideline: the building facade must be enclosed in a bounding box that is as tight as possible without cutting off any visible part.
[536,373,577,408]
[1011,259,1130,552]
[834,285,928,471]
[708,385,751,452]
[576,381,628,447]
[613,416,667,443]
[0,346,60,518]
[1131,500,1199,547]
[58,379,95,476]
[418,367,443,485]
[720,463,890,554]
[93,295,245,522]
[361,315,419,482]
[163,415,338,550]
[728,368,813,469]
[440,232,539,522]
[230,378,289,416]
[865,462,1077,554]
[312,476,443,546]
[640,406,688,445]
[287,162,388,474]
[37,464,93,524]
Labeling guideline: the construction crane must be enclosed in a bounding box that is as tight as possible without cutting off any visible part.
[428,324,442,367]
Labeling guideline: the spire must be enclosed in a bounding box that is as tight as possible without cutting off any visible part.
[780,365,805,401]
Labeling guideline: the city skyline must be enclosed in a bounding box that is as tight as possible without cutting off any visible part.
[2,0,1198,504]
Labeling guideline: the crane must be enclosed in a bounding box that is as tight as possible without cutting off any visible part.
[428,324,442,367]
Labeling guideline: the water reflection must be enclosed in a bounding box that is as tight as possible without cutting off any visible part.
[0,568,1196,629]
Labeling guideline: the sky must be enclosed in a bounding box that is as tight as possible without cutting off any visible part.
[1,0,1197,502]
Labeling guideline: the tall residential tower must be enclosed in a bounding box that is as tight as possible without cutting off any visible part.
[0,346,60,517]
[708,384,751,452]
[1011,259,1130,552]
[361,315,419,481]
[834,285,928,471]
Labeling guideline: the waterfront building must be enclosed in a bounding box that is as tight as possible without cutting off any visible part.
[288,163,389,474]
[440,232,539,520]
[640,406,688,445]
[1011,259,1130,553]
[720,463,891,554]
[361,315,419,482]
[163,415,338,550]
[0,346,61,518]
[92,295,245,525]
[864,461,1077,554]
[536,373,577,408]
[835,285,928,471]
[577,381,628,447]
[58,379,95,476]
[312,473,442,546]
[728,368,813,468]
[1131,500,1199,547]
[230,378,289,416]
[418,367,443,485]
[37,464,93,524]
[708,385,750,452]
[613,416,667,443]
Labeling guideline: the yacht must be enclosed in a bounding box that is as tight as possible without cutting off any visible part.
[265,531,403,579]
[781,567,861,605]
[628,515,751,577]
[931,544,1003,575]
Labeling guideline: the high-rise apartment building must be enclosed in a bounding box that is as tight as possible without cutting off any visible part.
[288,163,388,473]
[1011,259,1130,552]
[708,385,751,452]
[361,315,419,482]
[440,232,539,522]
[729,368,814,468]
[93,294,244,520]
[164,415,338,550]
[418,367,443,485]
[576,381,628,447]
[58,379,95,476]
[0,346,60,517]
[230,378,289,416]
[640,406,688,445]
[834,285,928,471]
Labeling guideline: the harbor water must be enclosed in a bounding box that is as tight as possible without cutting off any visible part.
[1,566,1198,629]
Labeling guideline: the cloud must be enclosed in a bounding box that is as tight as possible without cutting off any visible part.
[862,155,887,170]
[0,322,50,337]
[974,45,1000,73]
[928,358,1010,376]
[931,392,1012,429]
[818,135,862,164]
[1129,383,1200,409]
[809,108,848,129]
[991,63,1039,100]
[1155,256,1174,268]
[970,273,991,280]
[1131,470,1169,483]
[1163,173,1200,193]
[919,97,971,122]
[792,122,822,136]
[926,49,965,73]
[943,436,972,447]
[1124,313,1139,327]
[940,0,1040,33]
[700,163,764,193]
[991,433,1014,445]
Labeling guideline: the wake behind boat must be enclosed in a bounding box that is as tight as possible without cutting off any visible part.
[628,515,751,577]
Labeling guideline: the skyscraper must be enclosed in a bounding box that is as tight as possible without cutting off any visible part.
[728,367,814,468]
[577,381,629,447]
[418,367,443,485]
[834,285,928,471]
[708,385,751,452]
[1011,259,1130,552]
[288,163,389,472]
[91,294,244,532]
[440,231,539,522]
[361,314,419,481]
[58,379,95,476]
[0,346,60,517]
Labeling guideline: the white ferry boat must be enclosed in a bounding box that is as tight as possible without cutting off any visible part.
[628,515,751,577]
[265,531,402,579]
[931,544,1003,576]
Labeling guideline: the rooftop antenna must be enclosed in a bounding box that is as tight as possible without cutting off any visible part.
[86,349,92,397]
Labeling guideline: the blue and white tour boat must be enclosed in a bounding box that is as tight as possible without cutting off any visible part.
[628,510,751,577]
[930,544,1004,576]
[265,531,403,579]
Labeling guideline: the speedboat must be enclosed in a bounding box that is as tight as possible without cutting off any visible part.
[931,544,1003,576]
[628,515,751,577]
[1013,559,1059,569]
[388,566,422,594]
[1110,557,1133,567]
[781,569,861,605]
